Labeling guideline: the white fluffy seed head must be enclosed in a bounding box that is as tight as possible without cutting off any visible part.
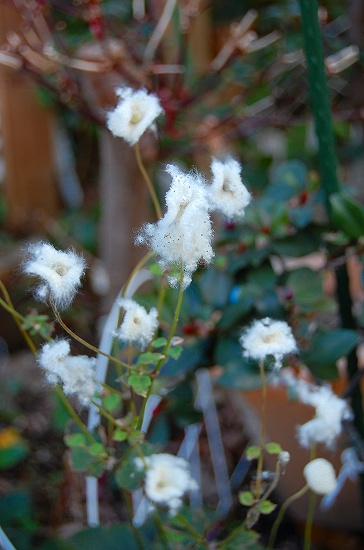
[303,458,337,495]
[239,317,297,369]
[136,164,214,287]
[208,157,251,220]
[135,453,198,515]
[106,87,163,145]
[114,298,159,349]
[23,242,86,310]
[37,339,96,406]
[296,382,351,448]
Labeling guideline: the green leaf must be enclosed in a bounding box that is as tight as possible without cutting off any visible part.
[217,357,262,392]
[265,442,282,455]
[103,393,122,413]
[301,328,360,379]
[152,337,168,348]
[286,267,323,308]
[115,455,145,491]
[113,429,128,442]
[219,528,262,549]
[137,352,164,366]
[88,443,107,458]
[64,433,86,448]
[239,491,254,506]
[166,345,183,359]
[257,500,277,514]
[127,374,152,396]
[149,263,163,275]
[127,430,145,444]
[269,160,307,200]
[272,230,321,257]
[69,447,93,471]
[0,442,29,469]
[246,446,261,460]
[330,192,364,239]
[217,296,255,330]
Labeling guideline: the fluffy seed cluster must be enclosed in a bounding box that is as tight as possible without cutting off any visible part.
[38,339,96,406]
[303,458,337,495]
[136,164,214,287]
[113,298,158,349]
[106,87,163,146]
[208,157,251,219]
[23,242,86,310]
[135,453,198,516]
[296,381,351,448]
[239,317,297,369]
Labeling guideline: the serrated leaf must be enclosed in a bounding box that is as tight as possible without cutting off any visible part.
[137,352,164,365]
[113,429,128,442]
[265,442,282,455]
[257,500,277,514]
[128,374,152,396]
[246,446,261,460]
[239,491,254,506]
[166,345,183,359]
[64,433,86,448]
[152,337,168,348]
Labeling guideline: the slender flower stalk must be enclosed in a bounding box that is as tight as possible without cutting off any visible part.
[268,485,309,549]
[254,359,267,499]
[135,142,162,219]
[49,295,132,370]
[56,386,97,444]
[137,266,185,429]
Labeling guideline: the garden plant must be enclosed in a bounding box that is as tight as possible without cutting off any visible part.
[1,1,364,549]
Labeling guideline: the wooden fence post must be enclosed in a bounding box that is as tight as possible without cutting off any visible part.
[0,3,59,232]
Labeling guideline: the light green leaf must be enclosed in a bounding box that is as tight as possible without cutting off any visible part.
[257,500,277,514]
[239,491,254,506]
[265,442,282,455]
[127,374,152,396]
[246,446,261,460]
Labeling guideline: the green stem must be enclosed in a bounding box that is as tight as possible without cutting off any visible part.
[123,489,145,550]
[304,490,316,550]
[49,295,132,370]
[268,485,309,549]
[91,399,123,428]
[137,266,185,430]
[153,511,170,550]
[297,0,340,210]
[135,142,162,220]
[174,512,208,546]
[255,359,267,499]
[56,386,97,444]
[298,0,364,521]
[0,281,37,354]
[122,252,154,298]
